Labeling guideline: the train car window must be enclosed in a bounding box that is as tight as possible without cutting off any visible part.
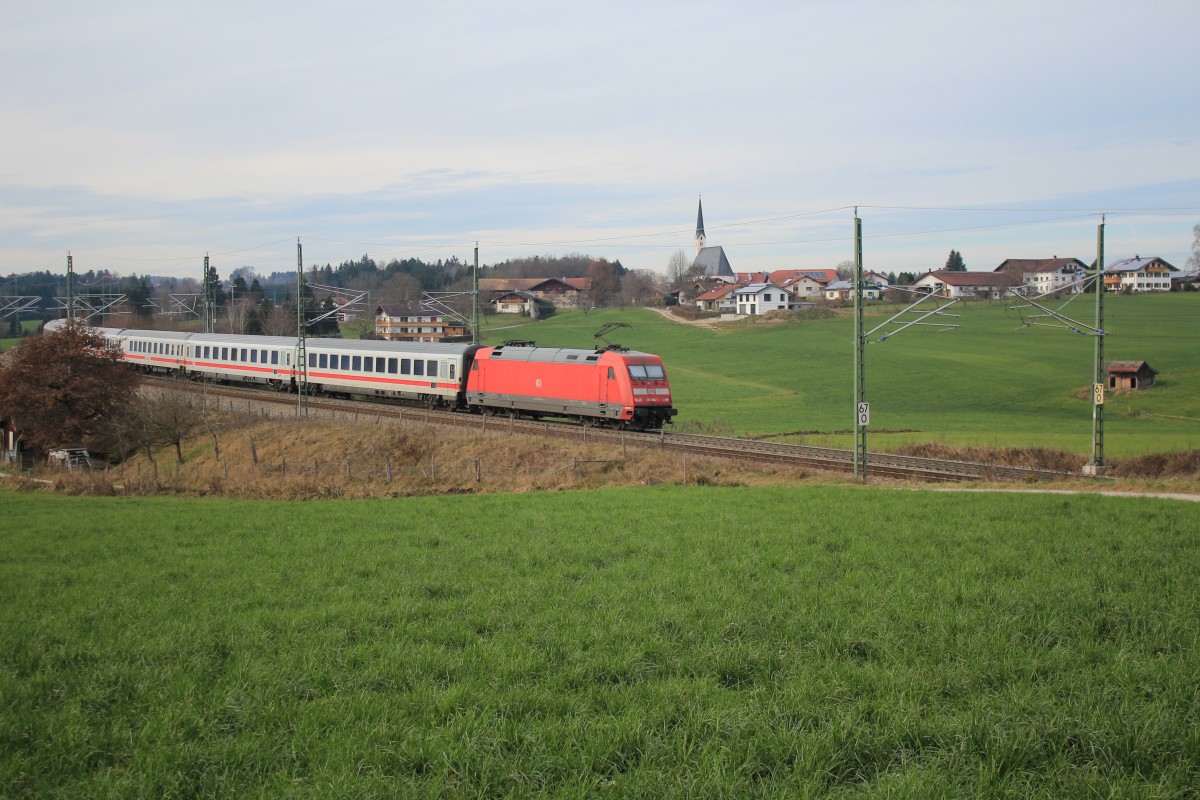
[427,360,437,378]
[608,367,615,379]
[271,351,279,365]
[471,361,479,371]
[240,348,248,362]
[250,350,257,363]
[352,356,361,371]
[401,358,410,375]
[203,346,209,358]
[628,365,647,379]
[363,356,373,372]
[645,365,665,379]
[221,347,229,361]
[414,360,424,377]
[340,355,350,370]
[388,358,397,374]
[316,353,325,369]
[449,364,455,380]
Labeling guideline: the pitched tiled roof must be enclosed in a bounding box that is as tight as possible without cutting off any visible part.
[695,285,737,301]
[1105,256,1177,273]
[923,270,1010,287]
[1107,361,1156,374]
[996,258,1087,274]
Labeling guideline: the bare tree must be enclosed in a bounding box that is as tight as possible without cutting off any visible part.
[619,269,661,307]
[1189,222,1200,271]
[222,296,257,334]
[666,250,691,290]
[259,303,297,337]
[586,259,619,308]
[137,391,206,465]
[835,260,856,281]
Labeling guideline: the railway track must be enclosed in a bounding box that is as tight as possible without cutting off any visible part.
[144,376,1077,484]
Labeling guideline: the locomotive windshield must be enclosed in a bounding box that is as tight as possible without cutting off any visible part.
[628,364,665,380]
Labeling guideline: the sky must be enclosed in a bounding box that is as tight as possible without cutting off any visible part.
[3,0,1198,283]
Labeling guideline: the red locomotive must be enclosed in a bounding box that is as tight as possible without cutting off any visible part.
[466,342,676,429]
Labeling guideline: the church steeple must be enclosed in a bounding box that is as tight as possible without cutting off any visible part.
[695,195,706,256]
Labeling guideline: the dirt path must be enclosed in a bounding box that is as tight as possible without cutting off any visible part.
[647,307,722,330]
[926,487,1200,503]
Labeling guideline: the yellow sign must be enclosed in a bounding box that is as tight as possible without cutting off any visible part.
[1093,383,1105,405]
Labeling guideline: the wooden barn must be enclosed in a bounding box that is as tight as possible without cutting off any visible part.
[1107,361,1158,390]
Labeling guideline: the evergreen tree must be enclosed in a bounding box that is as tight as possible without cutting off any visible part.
[945,250,967,271]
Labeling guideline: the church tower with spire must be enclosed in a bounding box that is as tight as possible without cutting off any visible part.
[690,196,735,280]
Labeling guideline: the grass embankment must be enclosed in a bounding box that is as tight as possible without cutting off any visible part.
[2,487,1197,797]
[485,295,1200,458]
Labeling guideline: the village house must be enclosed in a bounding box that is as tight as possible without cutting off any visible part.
[479,277,592,309]
[374,305,469,343]
[994,257,1088,295]
[912,270,1011,300]
[694,284,738,313]
[782,274,826,300]
[1104,256,1176,293]
[490,290,554,318]
[823,280,883,301]
[734,283,791,316]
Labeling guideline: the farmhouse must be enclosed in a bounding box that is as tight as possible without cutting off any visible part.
[479,277,592,309]
[374,305,469,343]
[912,270,1011,300]
[490,290,553,318]
[1104,256,1176,293]
[1107,361,1157,390]
[995,257,1088,295]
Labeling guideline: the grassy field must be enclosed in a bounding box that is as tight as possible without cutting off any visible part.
[1,486,1196,797]
[481,294,1200,457]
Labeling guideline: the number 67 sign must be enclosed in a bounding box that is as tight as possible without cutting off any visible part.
[857,402,870,426]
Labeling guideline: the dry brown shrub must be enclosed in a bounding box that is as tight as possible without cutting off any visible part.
[892,443,1086,473]
[1111,450,1200,479]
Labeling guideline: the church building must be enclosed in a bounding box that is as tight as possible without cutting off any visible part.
[691,198,736,280]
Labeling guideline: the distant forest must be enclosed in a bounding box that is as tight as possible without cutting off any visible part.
[3,252,660,337]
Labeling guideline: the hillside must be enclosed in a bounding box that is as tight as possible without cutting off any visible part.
[483,294,1200,458]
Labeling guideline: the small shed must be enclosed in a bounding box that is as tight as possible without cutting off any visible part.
[1107,361,1157,390]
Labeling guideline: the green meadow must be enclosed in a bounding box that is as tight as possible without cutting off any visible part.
[484,294,1200,456]
[2,487,1197,797]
